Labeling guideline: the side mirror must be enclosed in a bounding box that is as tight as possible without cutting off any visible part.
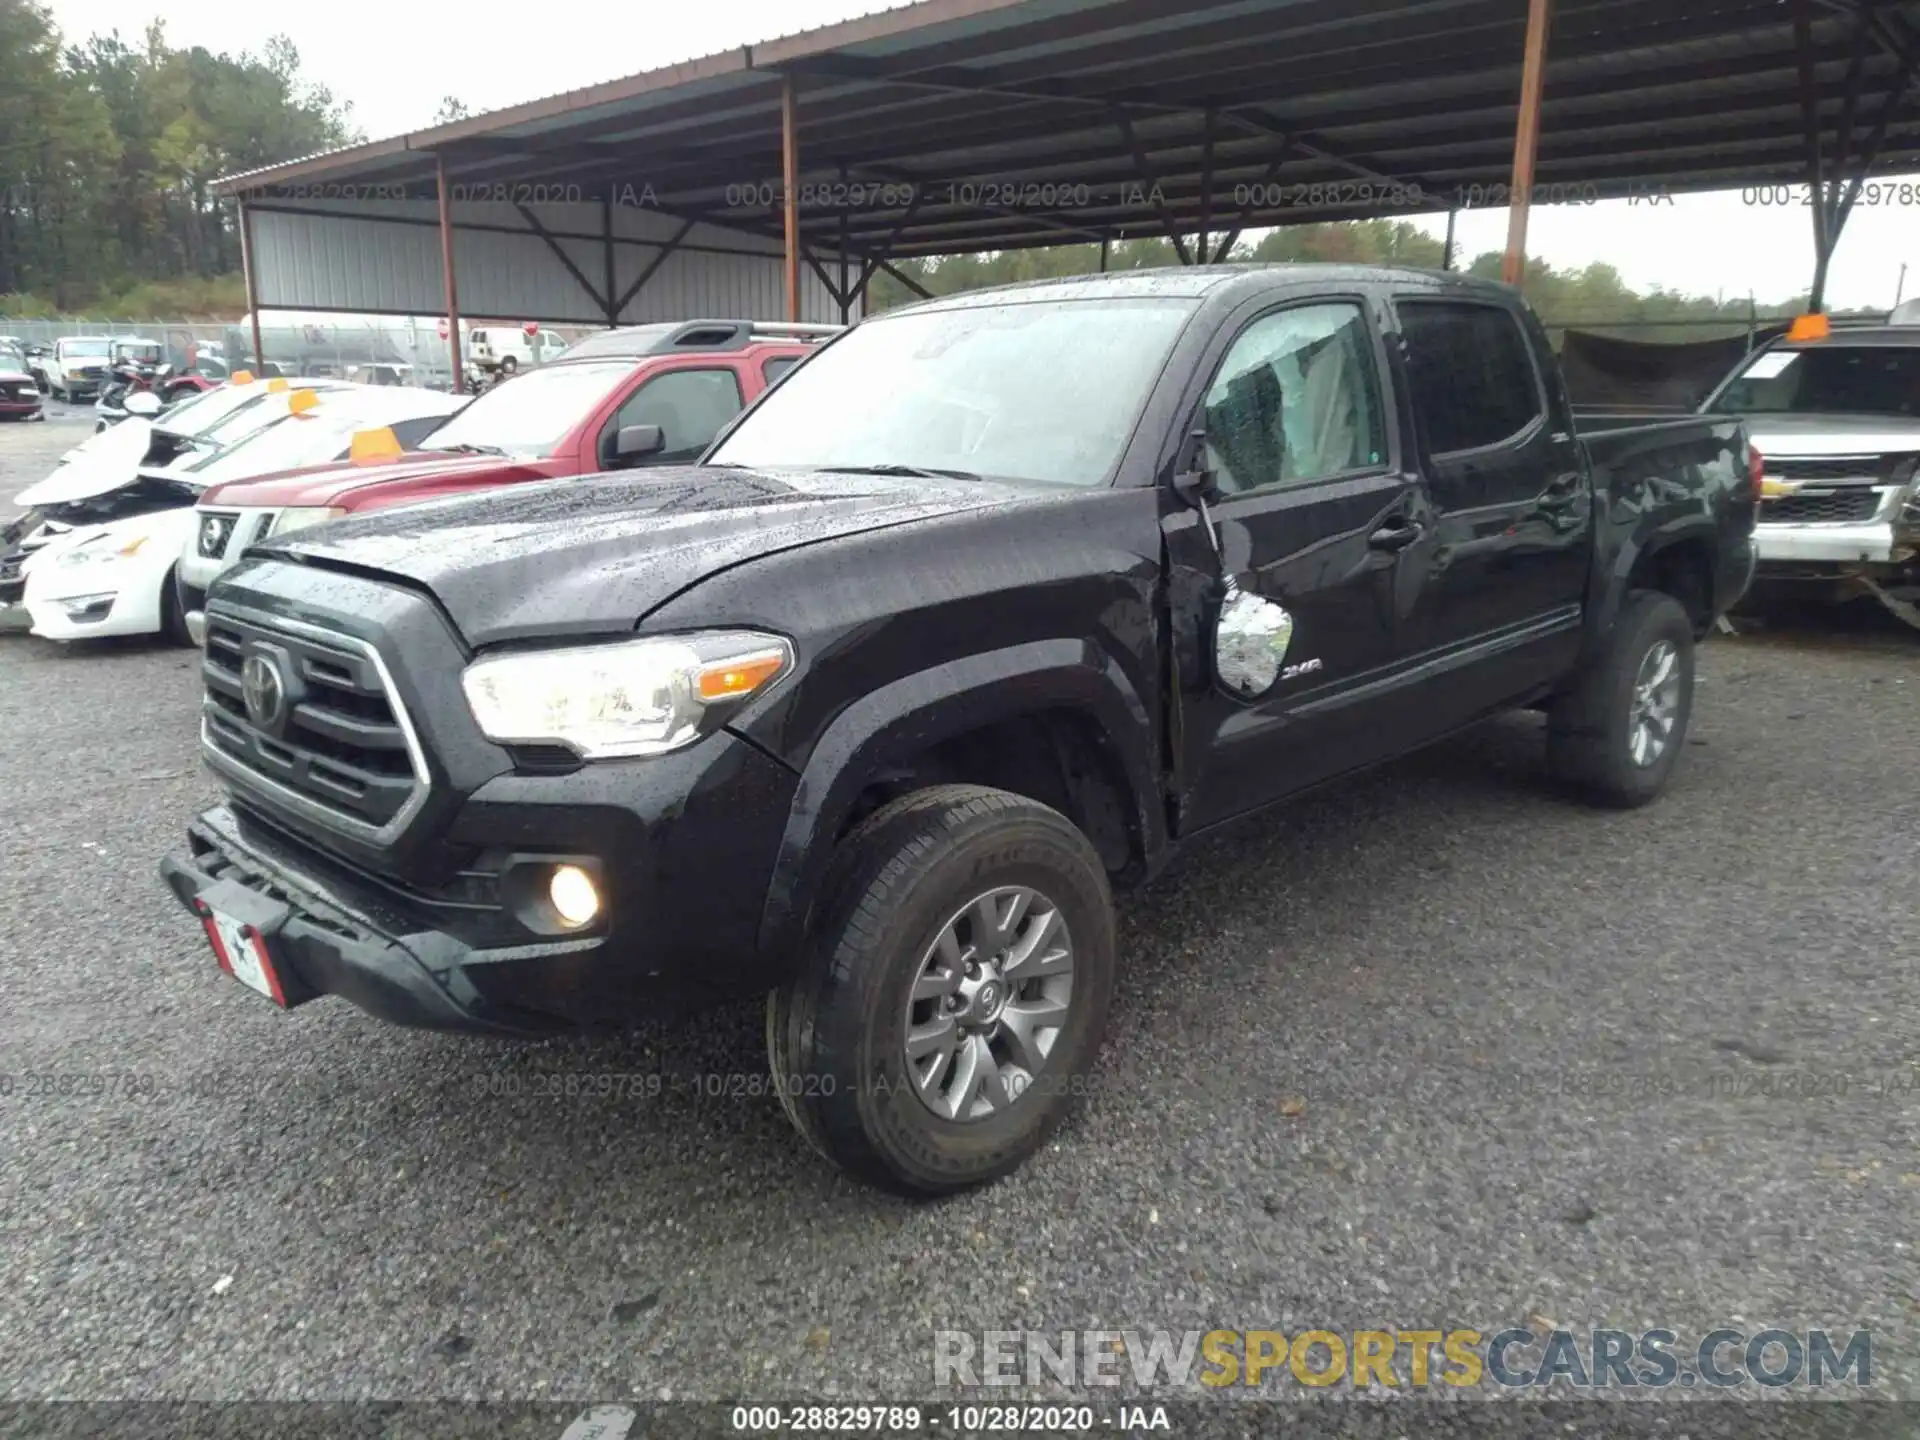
[614,423,665,460]
[124,391,163,417]
[1170,427,1217,508]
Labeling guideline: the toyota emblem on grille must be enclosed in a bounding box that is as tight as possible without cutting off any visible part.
[242,653,285,729]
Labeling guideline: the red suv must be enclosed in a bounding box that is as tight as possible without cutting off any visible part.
[179,320,838,630]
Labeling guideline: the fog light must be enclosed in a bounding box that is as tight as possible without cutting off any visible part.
[60,593,116,621]
[548,865,600,928]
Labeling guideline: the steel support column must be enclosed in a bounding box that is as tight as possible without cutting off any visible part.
[1797,0,1836,311]
[1196,108,1215,265]
[782,74,802,322]
[436,154,463,391]
[838,165,852,322]
[238,199,265,371]
[1503,0,1554,287]
[602,195,618,327]
[1443,207,1458,271]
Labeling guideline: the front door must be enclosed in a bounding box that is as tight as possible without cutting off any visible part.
[1166,296,1425,833]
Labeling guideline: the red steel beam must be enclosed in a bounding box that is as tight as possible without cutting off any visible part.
[436,153,464,391]
[1503,0,1554,287]
[782,74,802,322]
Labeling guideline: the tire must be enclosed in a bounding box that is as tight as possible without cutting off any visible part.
[1547,590,1695,808]
[768,785,1116,1196]
[499,355,517,375]
[158,566,193,647]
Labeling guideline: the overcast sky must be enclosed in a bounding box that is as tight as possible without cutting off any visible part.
[45,0,1920,312]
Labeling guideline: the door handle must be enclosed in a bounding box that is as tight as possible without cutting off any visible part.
[1538,475,1584,508]
[1368,519,1422,552]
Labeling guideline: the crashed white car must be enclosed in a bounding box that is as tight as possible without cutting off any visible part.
[13,383,465,645]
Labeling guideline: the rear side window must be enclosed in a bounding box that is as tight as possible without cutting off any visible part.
[1396,300,1543,454]
[762,355,802,385]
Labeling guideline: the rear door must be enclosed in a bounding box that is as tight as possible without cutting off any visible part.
[1166,292,1428,830]
[1385,291,1591,726]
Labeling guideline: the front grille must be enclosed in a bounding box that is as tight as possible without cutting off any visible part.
[196,512,238,559]
[0,383,31,400]
[1768,453,1920,484]
[201,608,426,840]
[1762,489,1885,524]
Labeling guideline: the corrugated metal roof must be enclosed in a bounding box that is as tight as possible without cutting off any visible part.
[219,0,1920,258]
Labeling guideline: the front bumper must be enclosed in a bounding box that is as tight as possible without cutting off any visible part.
[25,587,124,639]
[160,805,603,1035]
[0,396,41,418]
[1755,520,1908,567]
[164,727,800,1035]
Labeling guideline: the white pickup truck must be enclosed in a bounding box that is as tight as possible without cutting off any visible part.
[43,336,116,402]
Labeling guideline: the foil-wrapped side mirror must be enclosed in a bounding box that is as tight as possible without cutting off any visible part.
[1215,586,1295,698]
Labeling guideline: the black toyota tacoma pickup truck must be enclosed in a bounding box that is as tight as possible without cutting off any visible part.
[162,267,1758,1195]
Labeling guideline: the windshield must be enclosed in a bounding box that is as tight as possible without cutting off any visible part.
[192,392,306,447]
[1709,343,1920,418]
[706,299,1198,486]
[182,411,370,483]
[420,360,633,456]
[0,344,24,370]
[153,385,240,436]
[64,339,110,358]
[117,343,163,363]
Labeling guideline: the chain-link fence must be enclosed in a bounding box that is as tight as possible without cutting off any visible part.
[0,317,595,391]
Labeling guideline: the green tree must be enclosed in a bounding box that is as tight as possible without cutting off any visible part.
[0,6,358,312]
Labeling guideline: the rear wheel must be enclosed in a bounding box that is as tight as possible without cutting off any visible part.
[499,355,517,375]
[768,785,1115,1196]
[1548,590,1695,808]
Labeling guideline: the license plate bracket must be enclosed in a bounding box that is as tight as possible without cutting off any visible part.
[194,877,294,1006]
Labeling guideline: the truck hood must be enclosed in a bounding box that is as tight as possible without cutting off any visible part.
[200,450,549,509]
[257,466,1021,646]
[1742,414,1920,455]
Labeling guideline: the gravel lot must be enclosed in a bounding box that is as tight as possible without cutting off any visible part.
[1,412,1916,1410]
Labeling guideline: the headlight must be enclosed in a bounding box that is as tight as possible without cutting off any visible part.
[57,533,148,568]
[268,506,348,537]
[462,631,793,759]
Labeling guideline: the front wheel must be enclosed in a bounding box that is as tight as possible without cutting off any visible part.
[768,785,1116,1196]
[158,566,193,647]
[1548,590,1695,808]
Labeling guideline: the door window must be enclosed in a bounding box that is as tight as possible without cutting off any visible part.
[600,367,746,465]
[1396,300,1544,455]
[1202,303,1387,495]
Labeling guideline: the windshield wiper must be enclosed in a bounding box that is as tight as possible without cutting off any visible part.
[822,463,983,482]
[425,442,508,456]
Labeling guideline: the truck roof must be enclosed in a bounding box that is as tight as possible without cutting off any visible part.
[1773,326,1920,349]
[890,264,1519,316]
[558,319,841,364]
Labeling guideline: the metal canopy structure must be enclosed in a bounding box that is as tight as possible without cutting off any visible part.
[219,0,1920,376]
